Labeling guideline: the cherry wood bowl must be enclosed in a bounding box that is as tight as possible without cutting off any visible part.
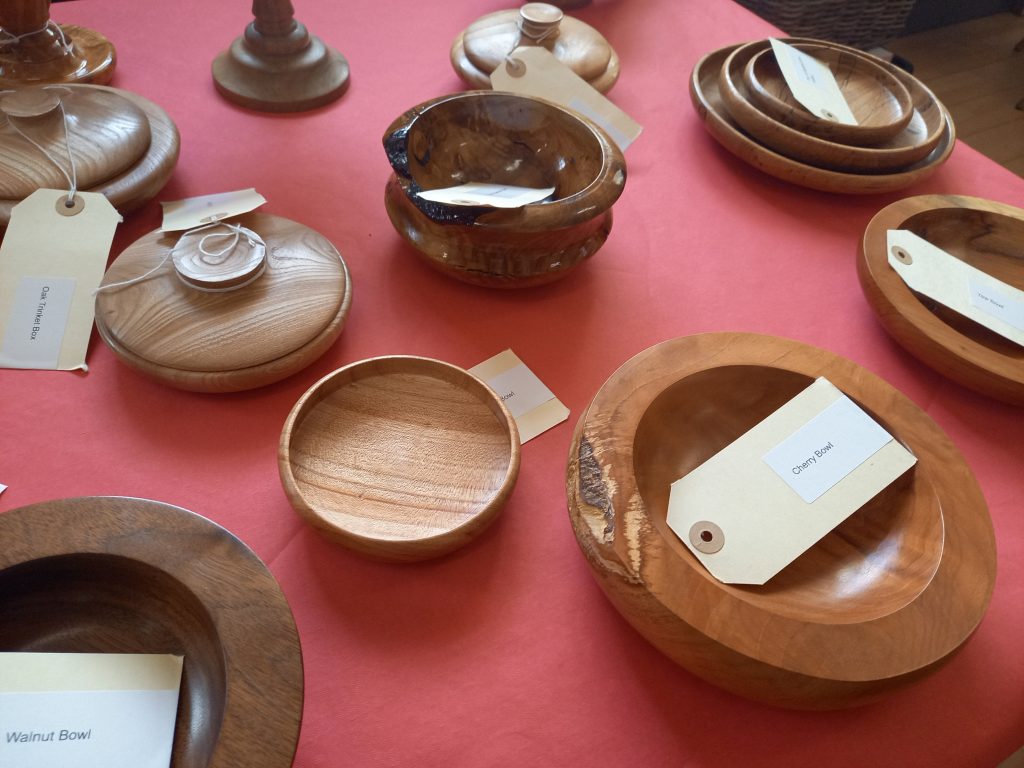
[0,496,303,767]
[566,332,995,709]
[743,44,914,145]
[280,356,521,561]
[859,194,1024,405]
[719,40,948,172]
[383,91,626,287]
[690,43,955,194]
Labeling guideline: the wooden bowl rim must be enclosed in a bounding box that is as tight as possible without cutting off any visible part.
[279,355,522,560]
[569,332,995,681]
[719,40,945,171]
[743,43,914,143]
[0,496,304,768]
[859,193,1024,404]
[689,43,955,194]
[383,90,625,231]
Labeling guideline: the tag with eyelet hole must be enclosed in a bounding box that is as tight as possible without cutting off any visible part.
[887,229,1024,347]
[490,45,642,151]
[666,377,916,585]
[160,189,267,232]
[0,190,121,371]
[769,38,858,125]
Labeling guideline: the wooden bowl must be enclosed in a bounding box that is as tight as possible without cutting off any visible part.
[0,84,179,226]
[383,91,626,287]
[689,44,955,194]
[719,40,948,172]
[0,496,303,767]
[859,194,1024,406]
[743,44,914,145]
[280,356,521,561]
[95,212,352,392]
[566,332,995,709]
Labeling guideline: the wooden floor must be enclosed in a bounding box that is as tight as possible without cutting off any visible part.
[890,12,1024,177]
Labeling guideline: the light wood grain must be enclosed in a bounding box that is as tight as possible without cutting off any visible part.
[689,42,954,194]
[859,194,1024,405]
[451,3,619,93]
[719,40,947,172]
[95,212,351,392]
[212,0,349,113]
[0,1,115,87]
[743,44,913,145]
[383,91,625,287]
[280,356,521,562]
[566,332,996,709]
[0,496,303,767]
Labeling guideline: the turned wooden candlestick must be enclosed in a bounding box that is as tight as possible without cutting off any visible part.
[0,0,115,87]
[212,0,349,113]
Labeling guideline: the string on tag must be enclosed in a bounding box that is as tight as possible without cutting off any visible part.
[504,16,559,77]
[0,21,73,54]
[3,86,78,206]
[95,222,269,294]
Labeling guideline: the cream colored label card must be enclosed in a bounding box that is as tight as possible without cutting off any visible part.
[888,229,1024,346]
[161,188,266,231]
[0,653,183,768]
[666,377,916,585]
[769,38,858,125]
[490,46,642,151]
[418,183,555,208]
[0,190,121,371]
[469,349,569,442]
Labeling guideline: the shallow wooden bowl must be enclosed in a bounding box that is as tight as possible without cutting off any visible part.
[566,332,995,709]
[0,84,179,226]
[743,44,913,145]
[719,40,948,172]
[383,91,626,287]
[859,194,1024,405]
[280,356,521,561]
[0,496,303,767]
[690,43,955,194]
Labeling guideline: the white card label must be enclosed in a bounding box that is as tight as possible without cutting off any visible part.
[0,653,183,768]
[769,38,858,125]
[469,349,569,443]
[490,46,642,151]
[417,183,555,208]
[888,229,1024,347]
[0,276,76,369]
[762,395,893,503]
[161,188,267,231]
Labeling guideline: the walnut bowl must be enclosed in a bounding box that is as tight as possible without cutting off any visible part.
[383,91,626,288]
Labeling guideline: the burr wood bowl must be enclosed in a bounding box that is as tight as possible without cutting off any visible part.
[859,194,1024,405]
[0,496,303,767]
[566,333,995,709]
[280,356,521,561]
[383,91,626,287]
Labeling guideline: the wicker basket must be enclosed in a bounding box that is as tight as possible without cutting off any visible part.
[733,0,916,49]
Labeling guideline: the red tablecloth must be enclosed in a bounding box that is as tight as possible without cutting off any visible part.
[4,1,1024,765]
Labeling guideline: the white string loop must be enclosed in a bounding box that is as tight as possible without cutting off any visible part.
[0,21,72,54]
[4,87,78,204]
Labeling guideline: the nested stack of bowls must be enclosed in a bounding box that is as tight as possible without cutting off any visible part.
[689,37,956,194]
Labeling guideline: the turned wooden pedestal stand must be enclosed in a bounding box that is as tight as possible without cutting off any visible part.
[0,0,115,87]
[213,0,349,113]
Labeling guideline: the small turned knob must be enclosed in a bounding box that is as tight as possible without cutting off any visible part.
[518,3,563,42]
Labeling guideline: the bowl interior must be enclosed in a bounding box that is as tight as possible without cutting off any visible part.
[0,553,225,767]
[902,206,1024,359]
[631,365,942,623]
[405,94,605,201]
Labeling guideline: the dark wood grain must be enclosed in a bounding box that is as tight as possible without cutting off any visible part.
[0,496,304,768]
[566,332,996,709]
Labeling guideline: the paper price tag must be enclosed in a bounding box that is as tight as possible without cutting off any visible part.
[418,183,555,208]
[0,190,121,371]
[666,378,916,585]
[469,349,569,442]
[161,188,267,231]
[490,46,642,151]
[769,38,858,125]
[887,229,1024,347]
